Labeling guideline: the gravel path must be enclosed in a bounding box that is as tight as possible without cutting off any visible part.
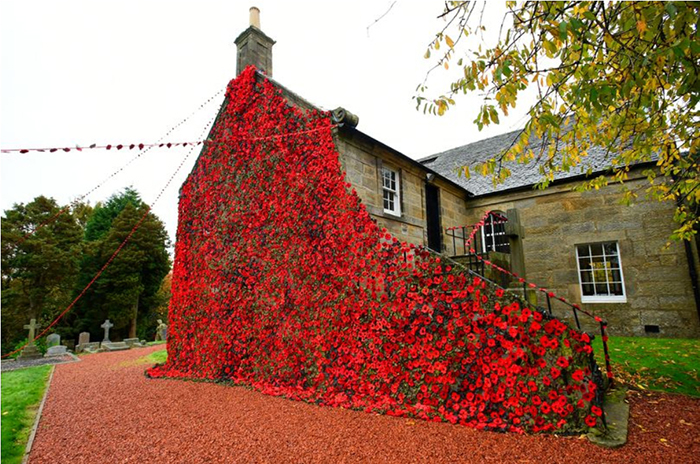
[28,345,700,463]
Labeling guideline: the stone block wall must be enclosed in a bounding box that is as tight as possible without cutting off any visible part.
[462,171,700,338]
[335,130,469,251]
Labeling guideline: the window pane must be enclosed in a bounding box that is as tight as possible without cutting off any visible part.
[582,283,595,295]
[590,256,605,269]
[604,243,618,255]
[578,258,591,270]
[590,243,603,256]
[606,270,615,283]
[607,255,620,267]
[577,245,590,257]
[595,283,608,294]
[611,269,622,282]
[610,282,624,295]
[593,269,607,283]
[580,270,593,283]
[383,190,394,211]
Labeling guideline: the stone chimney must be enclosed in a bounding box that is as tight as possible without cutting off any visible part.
[234,7,275,76]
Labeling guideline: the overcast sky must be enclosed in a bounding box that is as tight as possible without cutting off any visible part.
[1,0,530,247]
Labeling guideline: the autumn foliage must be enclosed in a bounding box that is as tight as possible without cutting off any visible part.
[147,67,604,433]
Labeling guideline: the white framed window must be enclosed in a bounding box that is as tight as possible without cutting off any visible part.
[576,242,627,303]
[382,166,401,216]
[481,211,510,253]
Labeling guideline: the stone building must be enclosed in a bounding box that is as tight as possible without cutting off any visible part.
[226,9,700,338]
[423,132,700,338]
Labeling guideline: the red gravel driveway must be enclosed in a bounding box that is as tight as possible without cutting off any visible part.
[28,345,700,463]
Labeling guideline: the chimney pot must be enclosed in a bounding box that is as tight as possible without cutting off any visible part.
[249,7,260,28]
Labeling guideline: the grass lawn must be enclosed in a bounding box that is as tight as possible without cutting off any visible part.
[147,349,167,364]
[593,336,700,397]
[113,348,167,369]
[1,365,52,464]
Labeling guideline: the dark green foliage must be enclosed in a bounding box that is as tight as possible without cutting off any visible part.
[1,188,170,352]
[1,197,83,354]
[73,188,171,340]
[84,186,141,242]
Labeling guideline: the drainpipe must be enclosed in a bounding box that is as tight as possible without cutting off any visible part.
[675,192,700,324]
[684,238,700,324]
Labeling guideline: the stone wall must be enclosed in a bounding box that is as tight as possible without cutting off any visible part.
[462,170,700,338]
[335,129,469,250]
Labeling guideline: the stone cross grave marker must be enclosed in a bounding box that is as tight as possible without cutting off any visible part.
[24,318,41,346]
[18,318,43,360]
[101,319,114,342]
[47,333,61,347]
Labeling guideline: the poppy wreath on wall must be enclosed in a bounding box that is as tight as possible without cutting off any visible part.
[146,66,604,433]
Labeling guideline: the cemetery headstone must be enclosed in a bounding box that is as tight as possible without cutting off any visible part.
[101,319,114,343]
[44,332,68,357]
[76,332,91,353]
[17,318,43,360]
[47,333,61,347]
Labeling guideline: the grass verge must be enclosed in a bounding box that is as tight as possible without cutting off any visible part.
[113,348,168,369]
[593,336,700,397]
[1,365,52,464]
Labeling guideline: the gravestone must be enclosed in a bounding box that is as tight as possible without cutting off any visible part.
[44,332,68,357]
[47,333,61,347]
[76,332,91,353]
[17,318,43,360]
[101,319,114,343]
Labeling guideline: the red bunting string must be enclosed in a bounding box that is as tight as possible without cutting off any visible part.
[1,111,218,360]
[0,126,338,155]
[10,87,226,246]
[1,141,203,154]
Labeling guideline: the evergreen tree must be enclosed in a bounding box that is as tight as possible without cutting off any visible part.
[1,197,83,352]
[75,188,170,340]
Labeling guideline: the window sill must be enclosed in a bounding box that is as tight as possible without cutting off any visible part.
[382,209,402,218]
[581,296,627,304]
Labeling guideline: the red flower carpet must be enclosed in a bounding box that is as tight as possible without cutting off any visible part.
[147,66,603,433]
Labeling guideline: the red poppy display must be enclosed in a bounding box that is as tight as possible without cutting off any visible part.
[146,66,604,433]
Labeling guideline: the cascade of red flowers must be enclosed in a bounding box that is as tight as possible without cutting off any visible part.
[147,66,604,433]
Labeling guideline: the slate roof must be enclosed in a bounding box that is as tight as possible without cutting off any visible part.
[419,128,633,196]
